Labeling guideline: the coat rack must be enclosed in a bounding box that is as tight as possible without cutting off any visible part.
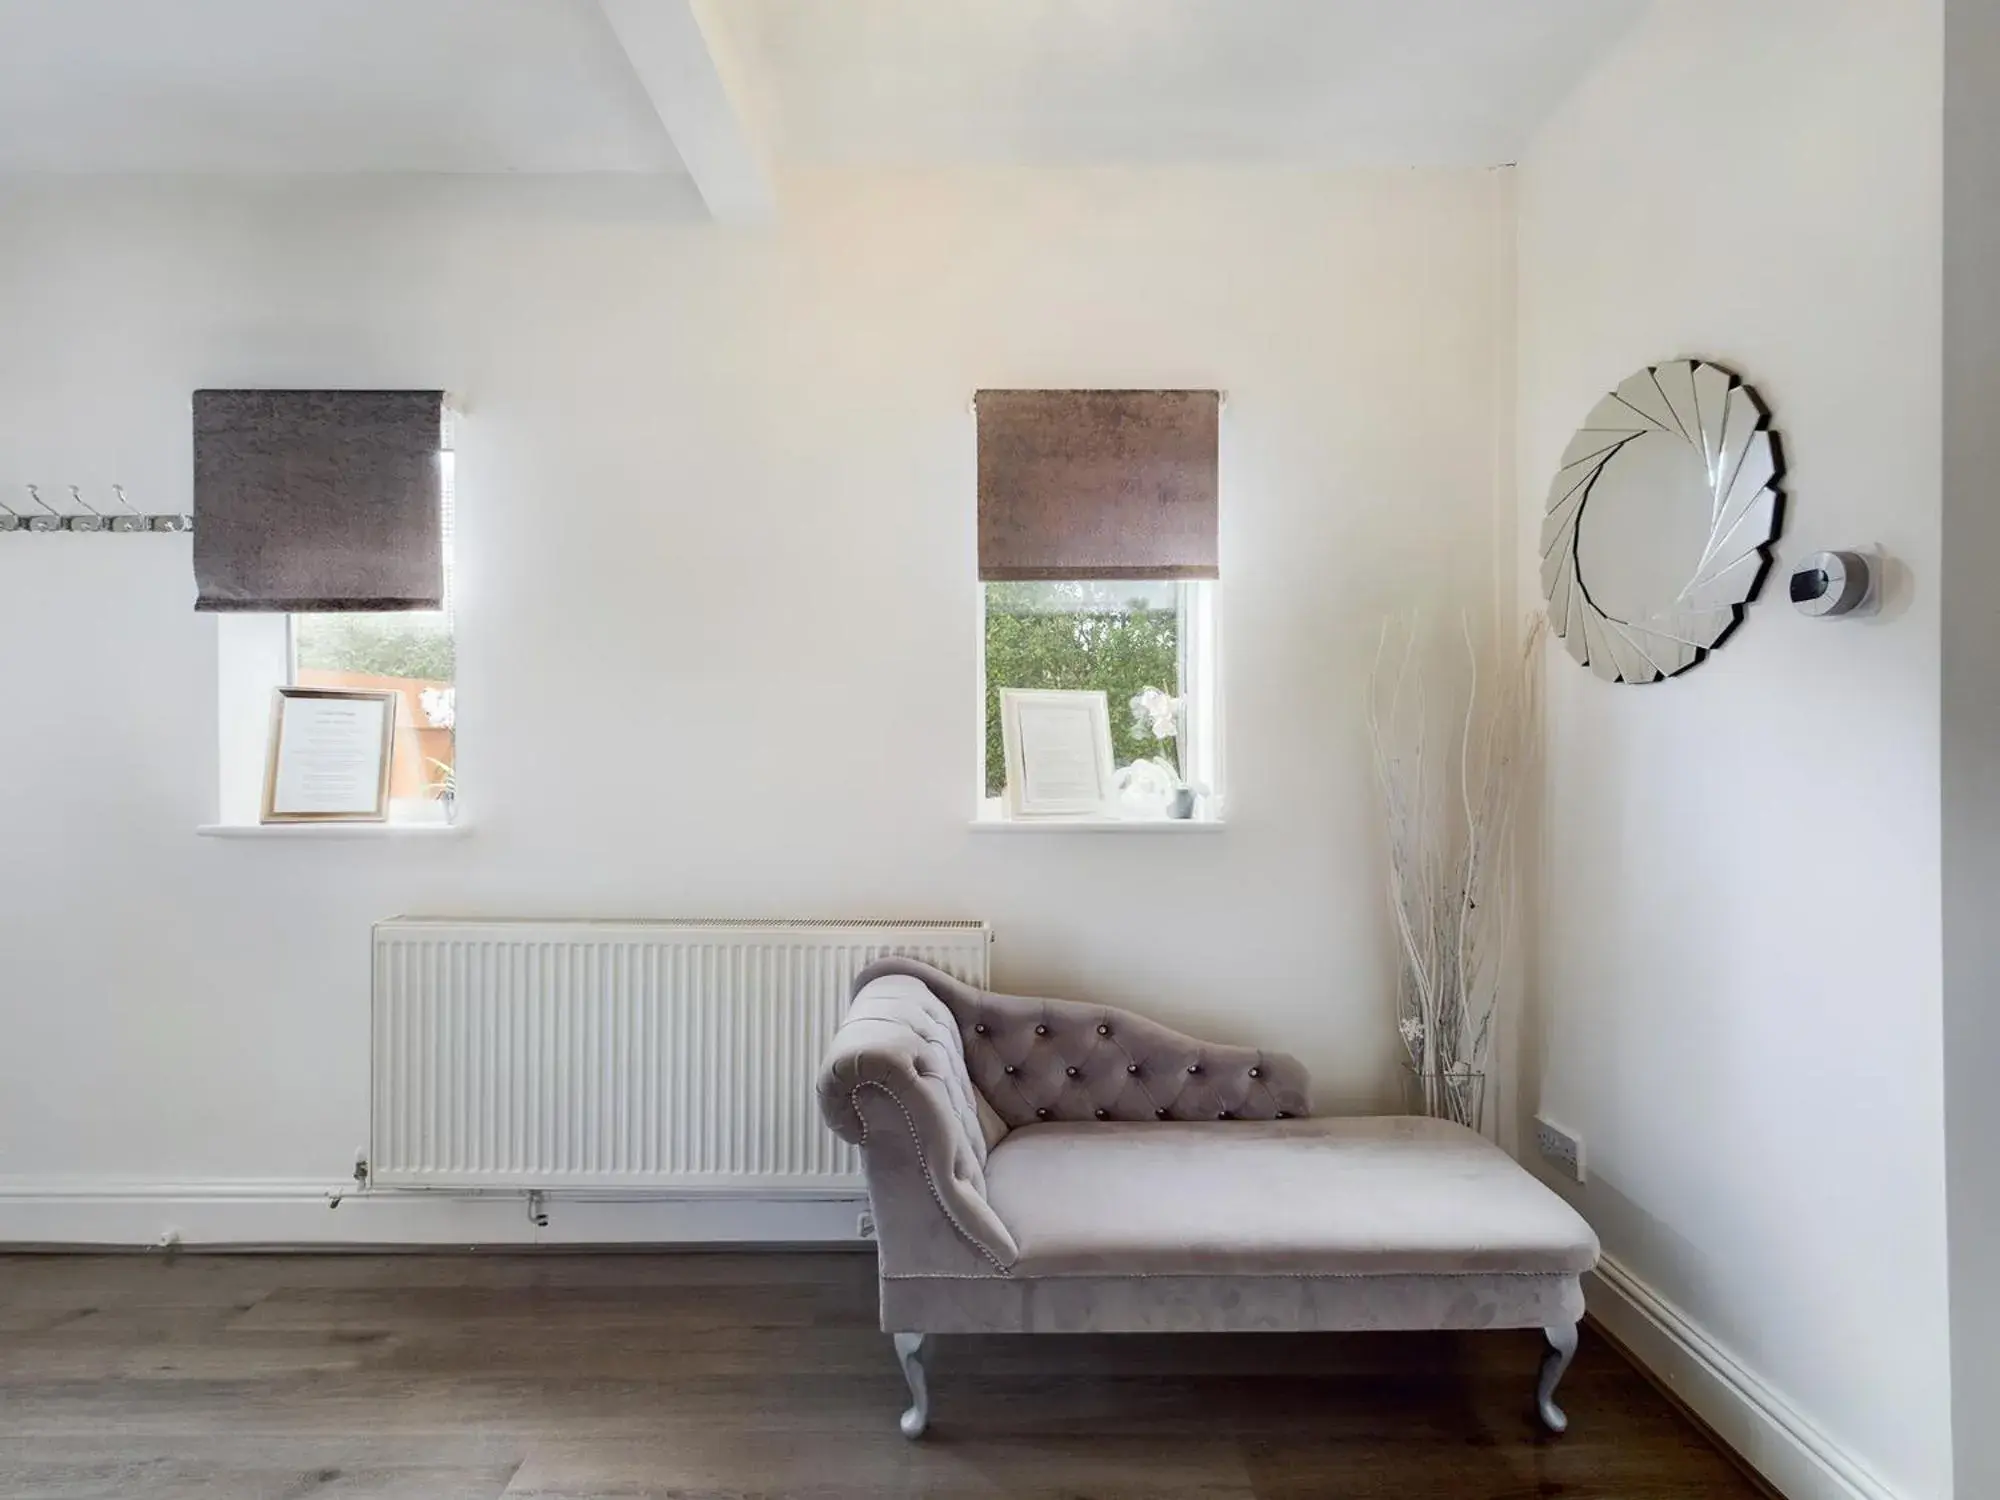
[0,485,191,534]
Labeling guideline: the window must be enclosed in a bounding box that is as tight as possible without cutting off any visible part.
[981,578,1218,817]
[973,388,1222,822]
[205,394,456,831]
[288,454,456,821]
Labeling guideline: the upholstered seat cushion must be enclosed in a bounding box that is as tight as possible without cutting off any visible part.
[982,1115,1599,1278]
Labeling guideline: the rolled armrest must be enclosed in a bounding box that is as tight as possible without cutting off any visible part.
[854,957,1312,1127]
[818,974,1019,1277]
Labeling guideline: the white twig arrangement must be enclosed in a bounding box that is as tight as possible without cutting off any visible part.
[1366,612,1544,1132]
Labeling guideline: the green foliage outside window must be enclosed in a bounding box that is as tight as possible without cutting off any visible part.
[295,614,456,683]
[982,581,1179,797]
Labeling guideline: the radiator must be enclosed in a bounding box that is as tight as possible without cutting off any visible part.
[369,918,990,1192]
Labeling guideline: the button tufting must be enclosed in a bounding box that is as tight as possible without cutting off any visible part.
[1156,1108,1170,1119]
[1248,1066,1261,1078]
[1126,1063,1140,1075]
[974,1023,988,1035]
[1219,1110,1234,1120]
[1276,1111,1290,1119]
[1004,1065,1018,1075]
[1097,1023,1111,1036]
[1187,1063,1201,1075]
[1094,1109,1108,1120]
[1034,1024,1049,1036]
[1036,1108,1049,1119]
[1065,1066,1079,1078]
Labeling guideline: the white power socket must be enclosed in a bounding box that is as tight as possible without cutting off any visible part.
[1534,1115,1585,1183]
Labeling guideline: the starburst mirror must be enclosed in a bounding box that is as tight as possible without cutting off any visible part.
[1540,359,1784,683]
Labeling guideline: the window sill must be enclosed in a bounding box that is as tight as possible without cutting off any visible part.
[196,821,470,841]
[968,813,1224,834]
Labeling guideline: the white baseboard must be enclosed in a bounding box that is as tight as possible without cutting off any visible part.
[1588,1254,1904,1500]
[0,1179,872,1249]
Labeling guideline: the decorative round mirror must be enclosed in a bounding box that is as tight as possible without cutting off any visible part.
[1540,359,1783,683]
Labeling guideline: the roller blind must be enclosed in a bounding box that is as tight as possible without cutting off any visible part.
[192,389,446,613]
[976,389,1219,581]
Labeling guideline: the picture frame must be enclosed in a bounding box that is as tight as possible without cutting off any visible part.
[261,687,398,824]
[999,688,1117,818]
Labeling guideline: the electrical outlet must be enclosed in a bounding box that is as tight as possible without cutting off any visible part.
[1534,1115,1585,1183]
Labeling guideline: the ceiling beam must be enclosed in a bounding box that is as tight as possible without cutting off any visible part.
[596,0,775,224]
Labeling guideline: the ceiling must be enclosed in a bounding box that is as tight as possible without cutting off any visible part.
[0,0,1647,177]
[726,0,1650,168]
[0,0,682,173]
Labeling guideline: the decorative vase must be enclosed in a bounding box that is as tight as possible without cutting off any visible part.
[1399,1063,1486,1134]
[1166,787,1196,820]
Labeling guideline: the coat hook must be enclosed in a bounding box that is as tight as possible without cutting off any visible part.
[135,486,193,533]
[24,485,62,533]
[65,484,107,533]
[107,484,147,533]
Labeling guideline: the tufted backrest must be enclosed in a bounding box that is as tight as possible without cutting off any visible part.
[850,957,1312,1127]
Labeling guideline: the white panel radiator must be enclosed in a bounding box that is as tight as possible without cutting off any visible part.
[370,918,990,1193]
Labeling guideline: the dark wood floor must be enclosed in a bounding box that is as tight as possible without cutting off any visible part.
[0,1250,1762,1500]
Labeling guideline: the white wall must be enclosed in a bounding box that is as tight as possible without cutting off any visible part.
[1517,4,1951,1498]
[0,170,1514,1221]
[1942,0,2000,1493]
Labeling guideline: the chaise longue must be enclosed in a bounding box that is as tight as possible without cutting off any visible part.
[817,957,1600,1438]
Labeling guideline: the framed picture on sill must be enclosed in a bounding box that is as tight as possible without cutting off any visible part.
[999,688,1117,818]
[261,687,398,824]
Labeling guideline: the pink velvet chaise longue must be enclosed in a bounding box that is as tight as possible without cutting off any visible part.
[816,957,1600,1439]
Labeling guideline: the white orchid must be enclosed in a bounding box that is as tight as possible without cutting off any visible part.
[420,687,456,730]
[1130,686,1180,741]
[1125,686,1188,794]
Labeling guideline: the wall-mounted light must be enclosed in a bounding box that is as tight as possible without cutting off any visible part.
[1789,550,1876,618]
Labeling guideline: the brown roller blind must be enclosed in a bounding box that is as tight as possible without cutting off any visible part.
[193,389,445,613]
[977,389,1219,581]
